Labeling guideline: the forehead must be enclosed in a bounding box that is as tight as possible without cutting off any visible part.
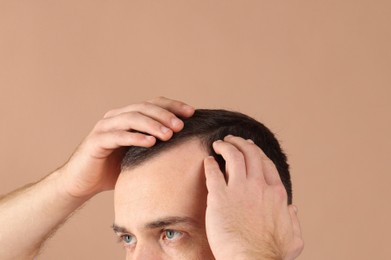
[114,139,209,229]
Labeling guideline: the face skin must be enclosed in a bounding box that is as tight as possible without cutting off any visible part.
[114,139,215,260]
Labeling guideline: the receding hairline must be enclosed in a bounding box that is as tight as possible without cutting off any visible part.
[120,136,207,172]
[118,108,293,204]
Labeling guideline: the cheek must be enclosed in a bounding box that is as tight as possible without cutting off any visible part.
[195,245,215,260]
[123,240,214,260]
[195,237,215,260]
[164,236,214,260]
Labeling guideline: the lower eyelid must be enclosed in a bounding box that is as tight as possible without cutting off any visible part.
[162,230,186,243]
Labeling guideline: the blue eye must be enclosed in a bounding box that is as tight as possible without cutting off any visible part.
[164,230,183,240]
[121,234,136,245]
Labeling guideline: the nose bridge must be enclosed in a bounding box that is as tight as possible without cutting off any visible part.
[131,241,164,260]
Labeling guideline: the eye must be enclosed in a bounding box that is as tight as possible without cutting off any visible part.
[121,234,137,246]
[163,229,183,241]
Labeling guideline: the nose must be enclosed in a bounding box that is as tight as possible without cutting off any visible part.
[131,243,163,260]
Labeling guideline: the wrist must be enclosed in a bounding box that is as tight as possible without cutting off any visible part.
[46,168,94,206]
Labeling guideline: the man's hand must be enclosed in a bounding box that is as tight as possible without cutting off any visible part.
[0,97,194,260]
[58,96,195,199]
[203,135,304,260]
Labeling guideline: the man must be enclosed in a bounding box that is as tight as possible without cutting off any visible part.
[0,97,304,259]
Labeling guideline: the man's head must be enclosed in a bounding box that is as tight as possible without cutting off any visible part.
[114,109,292,259]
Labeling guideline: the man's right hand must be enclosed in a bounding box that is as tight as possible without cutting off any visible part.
[0,97,194,260]
[57,97,195,199]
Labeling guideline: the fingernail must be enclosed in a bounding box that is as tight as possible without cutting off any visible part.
[246,139,254,144]
[161,126,170,134]
[171,118,183,128]
[214,140,223,144]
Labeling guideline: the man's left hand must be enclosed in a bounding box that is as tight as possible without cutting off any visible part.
[203,135,304,260]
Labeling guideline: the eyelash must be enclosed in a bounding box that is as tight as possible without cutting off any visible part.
[162,229,183,241]
[117,229,184,248]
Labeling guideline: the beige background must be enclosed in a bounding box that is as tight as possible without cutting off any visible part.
[1,1,390,259]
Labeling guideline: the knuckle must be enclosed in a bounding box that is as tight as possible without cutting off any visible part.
[264,157,277,170]
[162,113,177,125]
[113,131,131,144]
[150,121,164,133]
[103,110,114,118]
[93,119,107,131]
[139,101,151,110]
[231,150,245,162]
[84,133,101,151]
[294,238,305,254]
[247,143,260,153]
[148,96,166,103]
[298,238,305,250]
[125,110,139,118]
[274,185,288,200]
[173,100,185,107]
[156,95,166,100]
[144,120,167,137]
[86,132,98,144]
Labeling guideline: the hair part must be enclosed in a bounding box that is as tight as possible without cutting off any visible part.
[121,109,293,204]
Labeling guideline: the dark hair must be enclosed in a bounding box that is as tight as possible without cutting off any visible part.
[121,109,292,204]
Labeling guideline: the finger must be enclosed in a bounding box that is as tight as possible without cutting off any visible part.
[288,205,303,239]
[223,135,267,185]
[204,156,227,192]
[147,96,195,118]
[227,135,282,186]
[257,147,283,186]
[212,140,246,185]
[104,97,194,120]
[91,131,156,158]
[103,101,188,132]
[95,111,173,141]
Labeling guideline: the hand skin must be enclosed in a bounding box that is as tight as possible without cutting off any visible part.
[0,98,304,260]
[0,97,195,260]
[203,135,304,260]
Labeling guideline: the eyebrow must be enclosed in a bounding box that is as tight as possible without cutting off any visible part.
[112,216,199,234]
